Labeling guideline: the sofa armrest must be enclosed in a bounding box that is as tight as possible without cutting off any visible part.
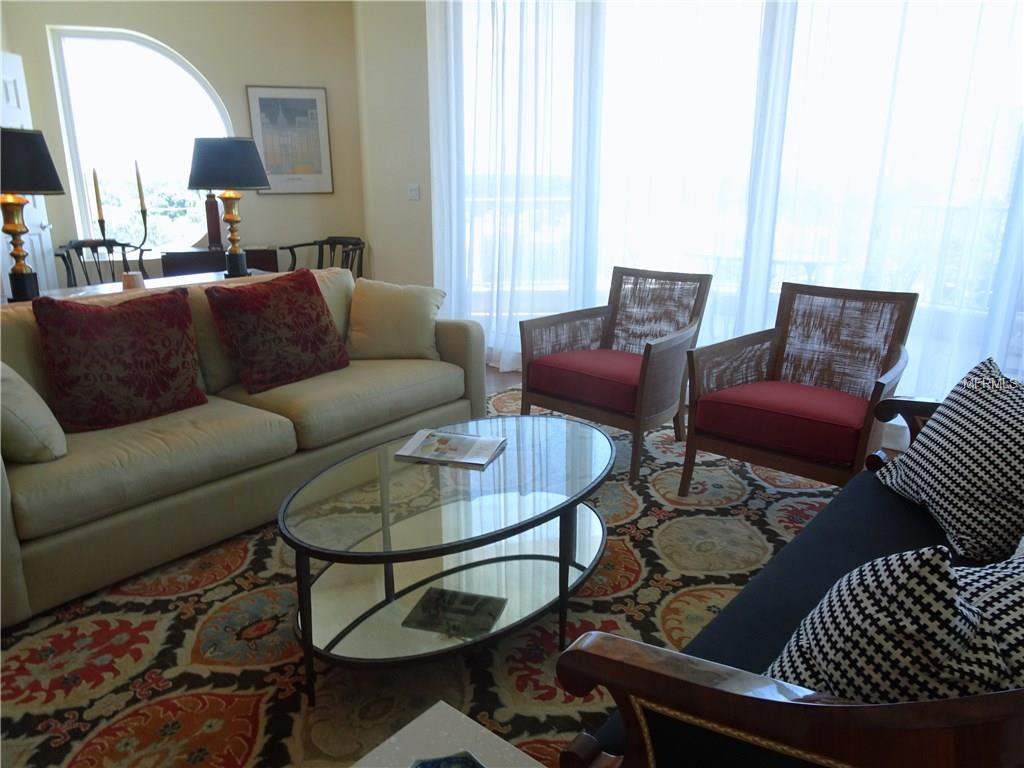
[559,631,1024,768]
[1,459,31,627]
[436,319,486,419]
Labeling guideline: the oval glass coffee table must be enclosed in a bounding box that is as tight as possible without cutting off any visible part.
[278,415,614,701]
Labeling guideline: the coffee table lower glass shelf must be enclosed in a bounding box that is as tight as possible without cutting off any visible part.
[304,501,604,662]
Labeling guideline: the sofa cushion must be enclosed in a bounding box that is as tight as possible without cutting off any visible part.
[695,380,869,464]
[683,471,979,674]
[8,396,297,541]
[528,349,643,414]
[32,288,208,432]
[1,362,67,463]
[876,358,1024,561]
[190,267,355,393]
[347,278,446,361]
[766,546,1023,704]
[205,269,349,394]
[218,359,465,450]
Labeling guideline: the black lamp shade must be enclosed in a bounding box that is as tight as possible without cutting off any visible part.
[188,137,270,191]
[1,128,64,195]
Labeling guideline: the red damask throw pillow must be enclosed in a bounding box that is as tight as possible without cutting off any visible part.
[32,288,208,433]
[204,269,349,394]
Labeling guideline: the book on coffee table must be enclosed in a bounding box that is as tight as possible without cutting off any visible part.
[402,588,506,639]
[394,429,507,470]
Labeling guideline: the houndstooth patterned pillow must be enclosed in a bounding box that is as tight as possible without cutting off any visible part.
[766,547,1024,704]
[876,358,1024,561]
[956,553,1024,682]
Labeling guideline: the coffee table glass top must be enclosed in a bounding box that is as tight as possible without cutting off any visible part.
[279,416,614,560]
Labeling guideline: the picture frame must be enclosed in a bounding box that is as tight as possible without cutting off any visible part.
[246,85,333,194]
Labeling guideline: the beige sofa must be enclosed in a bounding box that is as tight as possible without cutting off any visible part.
[0,268,485,627]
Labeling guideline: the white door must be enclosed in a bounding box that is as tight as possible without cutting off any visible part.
[1,52,59,295]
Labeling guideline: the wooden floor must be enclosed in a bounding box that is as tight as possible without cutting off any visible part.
[485,368,521,395]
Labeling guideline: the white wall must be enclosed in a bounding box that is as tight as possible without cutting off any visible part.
[353,1,434,286]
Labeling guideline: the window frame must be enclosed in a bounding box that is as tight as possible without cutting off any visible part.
[47,25,233,242]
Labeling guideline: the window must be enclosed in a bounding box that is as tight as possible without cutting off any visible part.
[429,1,1022,395]
[49,27,232,251]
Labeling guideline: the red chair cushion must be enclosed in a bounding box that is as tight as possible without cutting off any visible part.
[528,349,643,414]
[695,381,869,465]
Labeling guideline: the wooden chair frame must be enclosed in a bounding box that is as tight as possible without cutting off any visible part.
[558,399,1023,768]
[281,236,365,277]
[520,268,712,483]
[57,239,150,287]
[679,283,918,495]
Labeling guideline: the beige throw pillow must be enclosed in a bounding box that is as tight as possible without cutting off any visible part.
[347,278,446,360]
[1,362,67,463]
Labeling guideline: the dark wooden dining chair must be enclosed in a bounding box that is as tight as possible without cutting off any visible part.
[280,236,365,277]
[57,240,150,287]
[679,282,918,495]
[520,267,713,483]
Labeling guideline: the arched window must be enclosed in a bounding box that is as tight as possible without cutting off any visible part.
[49,27,232,251]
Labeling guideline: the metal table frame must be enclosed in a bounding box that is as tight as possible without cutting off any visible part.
[277,416,615,703]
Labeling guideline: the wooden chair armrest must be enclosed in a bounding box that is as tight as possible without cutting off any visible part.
[863,347,912,471]
[688,328,776,404]
[279,242,318,271]
[635,322,700,418]
[520,306,610,368]
[874,396,941,442]
[867,395,941,468]
[559,632,813,706]
[870,346,909,404]
[558,632,1024,767]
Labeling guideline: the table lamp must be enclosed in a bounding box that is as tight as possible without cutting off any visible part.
[187,137,270,278]
[1,128,65,301]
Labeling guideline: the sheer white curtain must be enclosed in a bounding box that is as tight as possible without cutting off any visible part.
[768,1,1023,397]
[427,1,604,371]
[428,0,1023,396]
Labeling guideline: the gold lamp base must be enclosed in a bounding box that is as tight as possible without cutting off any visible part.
[218,189,249,277]
[2,193,39,301]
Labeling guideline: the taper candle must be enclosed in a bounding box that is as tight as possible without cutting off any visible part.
[92,168,104,220]
[135,161,146,212]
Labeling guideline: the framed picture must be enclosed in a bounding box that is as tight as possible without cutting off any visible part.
[246,85,333,194]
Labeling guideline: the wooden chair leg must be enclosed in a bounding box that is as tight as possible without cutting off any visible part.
[678,439,697,497]
[520,393,531,415]
[630,429,644,483]
[673,410,684,442]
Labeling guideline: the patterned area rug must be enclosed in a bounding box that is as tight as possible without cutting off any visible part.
[1,389,836,767]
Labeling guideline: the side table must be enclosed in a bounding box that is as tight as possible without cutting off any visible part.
[161,246,280,276]
[354,701,542,768]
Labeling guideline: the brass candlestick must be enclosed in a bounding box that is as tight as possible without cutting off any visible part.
[218,189,248,277]
[1,193,38,301]
[1,193,30,273]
